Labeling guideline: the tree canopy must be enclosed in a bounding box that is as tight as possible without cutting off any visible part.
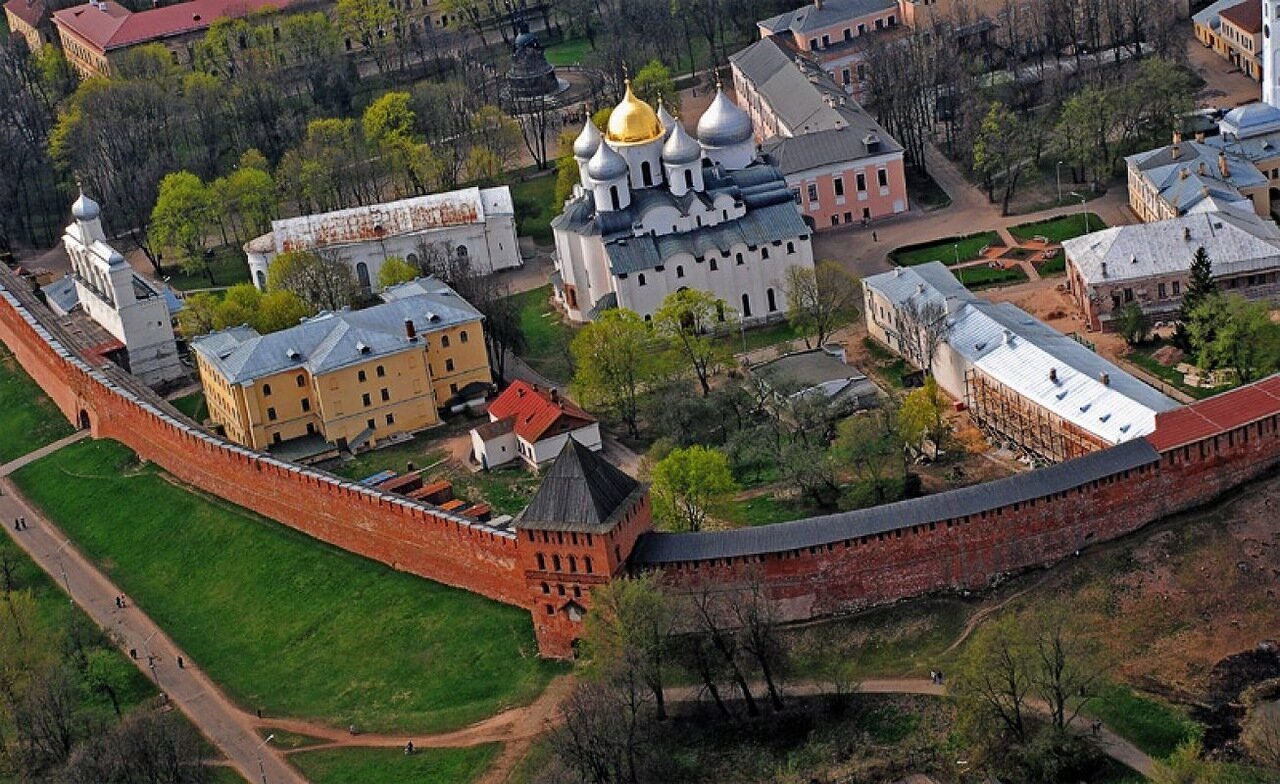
[650,445,738,532]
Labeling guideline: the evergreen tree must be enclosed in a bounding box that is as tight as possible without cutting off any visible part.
[1177,246,1217,349]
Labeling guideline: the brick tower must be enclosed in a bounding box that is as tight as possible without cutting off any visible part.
[515,437,652,658]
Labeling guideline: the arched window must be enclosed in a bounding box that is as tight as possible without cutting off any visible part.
[641,160,653,186]
[460,330,468,343]
[296,374,305,387]
[767,288,777,312]
[609,185,621,211]
[441,334,450,348]
[676,265,684,278]
[406,252,419,267]
[741,293,752,317]
[262,383,272,397]
[684,169,694,189]
[356,262,371,293]
[456,245,468,258]
[638,273,646,287]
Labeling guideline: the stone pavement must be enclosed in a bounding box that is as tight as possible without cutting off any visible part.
[0,472,307,784]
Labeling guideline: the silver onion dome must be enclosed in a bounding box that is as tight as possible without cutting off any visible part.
[662,122,702,165]
[586,141,628,181]
[572,119,602,159]
[71,191,101,222]
[697,88,754,147]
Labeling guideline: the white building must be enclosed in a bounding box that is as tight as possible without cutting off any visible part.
[551,83,815,323]
[863,263,1178,462]
[58,193,184,388]
[245,186,521,294]
[470,380,602,470]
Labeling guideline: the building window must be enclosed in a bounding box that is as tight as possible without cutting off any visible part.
[584,556,593,573]
[295,374,305,387]
[1124,288,1134,302]
[856,172,867,191]
[267,407,277,421]
[1158,282,1167,298]
[358,370,367,382]
[272,432,282,444]
[877,168,889,188]
[263,383,272,397]
[831,216,840,226]
[641,160,653,186]
[441,334,450,348]
[842,68,851,85]
[834,177,844,197]
[460,330,468,343]
[552,554,561,570]
[450,382,458,394]
[710,258,718,271]
[545,604,554,615]
[676,265,685,278]
[787,242,795,254]
[767,288,777,311]
[857,22,866,33]
[807,183,818,202]
[445,358,455,372]
[301,398,311,412]
[821,34,830,46]
[809,37,818,50]
[537,553,545,569]
[367,418,376,430]
[541,582,549,594]
[638,273,646,286]
[380,388,390,402]
[843,27,852,40]
[792,188,802,204]
[875,17,883,28]
[736,253,744,265]
[376,365,385,377]
[386,413,395,425]
[362,393,372,406]
[761,247,769,260]
[1173,281,1181,295]
[741,293,752,317]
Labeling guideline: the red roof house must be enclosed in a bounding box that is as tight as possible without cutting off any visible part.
[470,381,602,470]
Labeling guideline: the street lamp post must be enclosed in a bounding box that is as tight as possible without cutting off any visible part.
[1056,160,1064,203]
[255,735,275,784]
[52,539,73,602]
[1069,191,1089,233]
[142,630,160,688]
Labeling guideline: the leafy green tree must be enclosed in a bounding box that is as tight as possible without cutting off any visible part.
[581,574,677,720]
[1186,294,1280,383]
[150,171,217,284]
[571,309,660,439]
[1053,87,1113,187]
[212,164,276,246]
[1115,302,1147,346]
[831,408,905,508]
[377,256,419,288]
[335,0,403,73]
[631,60,680,114]
[177,286,312,337]
[898,376,947,448]
[554,129,581,206]
[972,102,1032,216]
[650,445,738,532]
[1180,246,1217,322]
[256,290,313,333]
[266,249,357,311]
[784,261,860,349]
[654,288,732,396]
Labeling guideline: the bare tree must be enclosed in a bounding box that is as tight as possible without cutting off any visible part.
[783,262,860,350]
[553,671,652,784]
[726,576,786,711]
[900,295,951,375]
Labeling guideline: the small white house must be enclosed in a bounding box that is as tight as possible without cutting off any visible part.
[470,380,602,470]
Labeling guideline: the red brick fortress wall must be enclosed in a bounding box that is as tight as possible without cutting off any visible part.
[0,277,528,610]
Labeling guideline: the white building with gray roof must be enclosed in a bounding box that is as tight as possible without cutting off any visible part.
[550,81,814,324]
[864,262,1178,462]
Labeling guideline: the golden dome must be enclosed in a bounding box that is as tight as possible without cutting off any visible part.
[605,81,664,144]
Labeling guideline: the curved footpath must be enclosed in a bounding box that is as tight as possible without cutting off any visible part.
[0,436,1154,782]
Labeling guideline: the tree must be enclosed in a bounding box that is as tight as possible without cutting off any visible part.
[256,290,313,333]
[1186,294,1280,383]
[899,294,951,374]
[266,250,357,312]
[831,408,903,507]
[898,376,947,449]
[581,574,676,721]
[554,128,582,206]
[58,712,211,784]
[1176,245,1217,350]
[177,285,313,337]
[1115,302,1146,346]
[1242,701,1280,770]
[630,60,679,114]
[335,0,403,74]
[972,102,1032,216]
[654,289,732,396]
[213,162,276,246]
[571,309,661,439]
[150,171,217,283]
[650,445,738,531]
[784,262,860,350]
[377,256,419,289]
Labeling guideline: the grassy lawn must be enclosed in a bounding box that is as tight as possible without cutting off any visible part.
[862,336,909,389]
[209,767,251,784]
[510,285,577,384]
[953,264,1029,290]
[712,319,808,355]
[327,438,449,482]
[1084,683,1199,759]
[509,174,558,246]
[164,246,252,291]
[1008,213,1107,243]
[171,390,208,422]
[1038,255,1067,276]
[723,493,812,527]
[889,231,1000,267]
[0,342,75,462]
[11,439,562,735]
[906,168,951,211]
[1124,342,1219,401]
[290,745,499,784]
[259,727,330,750]
[543,37,592,65]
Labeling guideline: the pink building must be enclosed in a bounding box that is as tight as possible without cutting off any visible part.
[757,0,903,101]
[731,36,909,230]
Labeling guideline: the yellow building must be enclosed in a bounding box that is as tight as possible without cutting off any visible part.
[192,277,491,455]
[1194,0,1262,82]
[4,0,53,52]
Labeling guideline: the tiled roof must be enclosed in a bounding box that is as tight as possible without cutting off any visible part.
[1219,0,1261,32]
[4,0,48,28]
[1146,373,1280,451]
[191,277,481,384]
[53,0,299,51]
[632,437,1160,562]
[486,380,595,444]
[516,437,641,532]
[1062,209,1280,286]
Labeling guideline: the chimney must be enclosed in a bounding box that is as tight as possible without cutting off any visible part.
[1049,367,1058,384]
[1179,167,1189,180]
[550,388,560,403]
[1219,151,1229,177]
[1100,262,1107,277]
[1172,131,1182,145]
[814,0,823,9]
[1099,372,1110,386]
[1198,161,1207,176]
[1184,226,1191,241]
[1195,131,1206,143]
[1171,143,1181,160]
[1002,329,1013,346]
[404,318,416,340]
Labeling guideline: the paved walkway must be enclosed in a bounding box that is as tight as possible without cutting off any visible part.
[0,474,307,784]
[0,430,90,477]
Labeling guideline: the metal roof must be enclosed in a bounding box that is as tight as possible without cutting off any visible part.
[758,0,897,36]
[1147,373,1280,450]
[190,276,481,384]
[1125,141,1266,215]
[1062,209,1280,286]
[516,438,643,532]
[762,124,901,174]
[605,202,809,275]
[632,438,1160,563]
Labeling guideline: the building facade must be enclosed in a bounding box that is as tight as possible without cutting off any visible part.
[863,262,1178,463]
[1194,0,1263,82]
[550,83,815,324]
[1062,209,1280,331]
[246,186,520,295]
[731,36,909,230]
[60,193,184,388]
[4,0,54,51]
[192,276,490,453]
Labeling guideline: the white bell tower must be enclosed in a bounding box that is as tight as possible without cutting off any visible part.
[1267,0,1280,108]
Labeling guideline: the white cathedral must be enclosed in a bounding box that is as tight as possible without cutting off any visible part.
[551,83,816,324]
